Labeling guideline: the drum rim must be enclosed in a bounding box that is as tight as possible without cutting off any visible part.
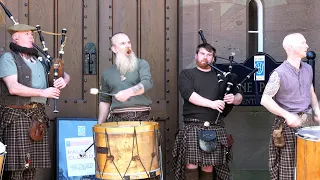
[94,121,159,127]
[296,126,320,141]
[0,142,5,153]
[93,121,159,134]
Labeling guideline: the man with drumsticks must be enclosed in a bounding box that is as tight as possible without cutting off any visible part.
[261,33,320,180]
[98,32,153,124]
[173,43,243,180]
[0,24,71,180]
[97,32,156,179]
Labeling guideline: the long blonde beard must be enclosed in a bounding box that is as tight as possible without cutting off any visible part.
[115,52,138,76]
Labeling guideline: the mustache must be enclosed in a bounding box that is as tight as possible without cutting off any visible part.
[126,48,132,55]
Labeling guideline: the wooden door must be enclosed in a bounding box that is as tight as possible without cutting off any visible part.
[0,0,178,179]
[99,1,179,179]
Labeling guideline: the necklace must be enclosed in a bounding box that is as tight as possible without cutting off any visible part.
[120,75,126,81]
[22,55,35,63]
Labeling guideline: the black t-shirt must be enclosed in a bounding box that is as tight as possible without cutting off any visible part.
[179,67,219,121]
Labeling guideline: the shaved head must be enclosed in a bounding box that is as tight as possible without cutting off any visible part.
[110,32,128,46]
[282,33,308,59]
[282,33,304,50]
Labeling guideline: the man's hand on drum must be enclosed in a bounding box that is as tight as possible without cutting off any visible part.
[115,90,131,102]
[284,112,301,128]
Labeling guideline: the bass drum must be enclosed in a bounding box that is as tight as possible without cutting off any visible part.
[93,121,161,179]
[0,141,6,180]
[296,126,320,180]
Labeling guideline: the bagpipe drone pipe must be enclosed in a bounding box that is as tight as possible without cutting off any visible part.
[0,1,67,113]
[198,29,258,122]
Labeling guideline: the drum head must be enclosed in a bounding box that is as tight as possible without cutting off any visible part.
[296,126,320,141]
[0,142,5,154]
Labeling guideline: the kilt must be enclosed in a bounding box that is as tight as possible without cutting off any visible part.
[108,110,151,122]
[0,105,51,171]
[269,116,297,180]
[172,118,231,180]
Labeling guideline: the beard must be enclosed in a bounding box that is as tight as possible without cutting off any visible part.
[196,58,211,69]
[9,42,39,57]
[115,51,138,75]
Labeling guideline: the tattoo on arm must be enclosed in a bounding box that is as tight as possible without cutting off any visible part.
[132,83,144,93]
[263,71,280,97]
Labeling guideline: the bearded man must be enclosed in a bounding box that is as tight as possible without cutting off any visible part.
[98,32,153,123]
[172,43,242,180]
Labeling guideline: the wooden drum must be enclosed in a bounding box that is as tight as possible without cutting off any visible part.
[93,121,161,179]
[0,142,6,179]
[296,126,320,180]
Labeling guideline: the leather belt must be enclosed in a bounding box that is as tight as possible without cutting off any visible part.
[7,103,40,110]
[111,110,150,118]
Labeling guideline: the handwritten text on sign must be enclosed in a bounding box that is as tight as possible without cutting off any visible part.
[65,137,95,177]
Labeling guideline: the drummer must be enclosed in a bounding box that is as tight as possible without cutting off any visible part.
[97,32,153,124]
[261,33,320,179]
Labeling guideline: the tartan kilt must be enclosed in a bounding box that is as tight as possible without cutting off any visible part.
[0,105,51,171]
[172,119,230,180]
[269,116,297,180]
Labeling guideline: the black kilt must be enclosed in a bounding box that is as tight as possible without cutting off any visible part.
[172,118,231,180]
[0,105,51,171]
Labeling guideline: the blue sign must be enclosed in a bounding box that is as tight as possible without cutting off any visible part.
[217,52,281,106]
[56,118,98,180]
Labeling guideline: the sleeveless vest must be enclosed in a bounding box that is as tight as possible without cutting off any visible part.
[0,51,47,106]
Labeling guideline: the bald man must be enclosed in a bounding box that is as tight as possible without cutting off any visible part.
[98,32,153,124]
[261,33,320,179]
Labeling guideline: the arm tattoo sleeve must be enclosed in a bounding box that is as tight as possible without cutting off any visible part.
[132,83,144,93]
[263,71,280,97]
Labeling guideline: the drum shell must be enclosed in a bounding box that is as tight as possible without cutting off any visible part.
[93,121,160,179]
[296,126,320,180]
[0,142,6,178]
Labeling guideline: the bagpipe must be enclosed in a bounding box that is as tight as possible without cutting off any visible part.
[198,29,258,123]
[0,1,67,113]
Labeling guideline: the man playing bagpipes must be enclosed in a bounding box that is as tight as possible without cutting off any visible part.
[0,23,70,180]
[172,43,243,180]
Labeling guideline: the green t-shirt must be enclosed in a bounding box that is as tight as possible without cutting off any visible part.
[0,52,47,104]
[100,59,153,110]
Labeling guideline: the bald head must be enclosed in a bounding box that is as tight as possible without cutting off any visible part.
[110,33,129,46]
[282,33,309,59]
[282,33,305,50]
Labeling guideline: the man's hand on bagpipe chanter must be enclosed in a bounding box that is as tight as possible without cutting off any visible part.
[223,94,235,104]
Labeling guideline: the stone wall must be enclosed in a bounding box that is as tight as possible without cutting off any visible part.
[179,0,320,178]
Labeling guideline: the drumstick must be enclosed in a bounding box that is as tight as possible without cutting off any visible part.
[79,143,94,157]
[90,88,115,96]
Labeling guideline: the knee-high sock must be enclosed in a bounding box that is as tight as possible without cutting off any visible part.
[199,170,213,180]
[185,168,199,180]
